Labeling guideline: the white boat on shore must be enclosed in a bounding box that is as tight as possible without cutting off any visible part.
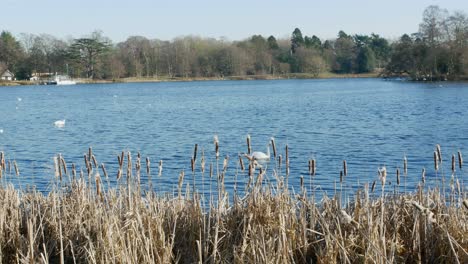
[45,75,76,85]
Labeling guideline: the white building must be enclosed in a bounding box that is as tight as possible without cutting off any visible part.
[0,69,14,81]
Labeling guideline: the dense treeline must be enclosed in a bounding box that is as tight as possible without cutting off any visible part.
[0,5,467,81]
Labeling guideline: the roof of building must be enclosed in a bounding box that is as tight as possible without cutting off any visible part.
[1,69,14,77]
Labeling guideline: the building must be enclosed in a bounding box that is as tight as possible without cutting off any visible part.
[0,69,14,81]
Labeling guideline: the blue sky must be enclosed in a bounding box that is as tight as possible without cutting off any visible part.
[1,0,467,42]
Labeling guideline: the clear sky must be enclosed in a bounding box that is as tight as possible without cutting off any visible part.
[1,0,467,42]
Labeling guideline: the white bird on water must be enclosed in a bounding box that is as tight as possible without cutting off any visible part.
[245,142,271,161]
[54,119,66,128]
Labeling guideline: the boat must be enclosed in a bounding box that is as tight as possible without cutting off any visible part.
[45,75,76,85]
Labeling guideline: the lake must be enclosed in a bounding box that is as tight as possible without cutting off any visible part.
[0,78,467,196]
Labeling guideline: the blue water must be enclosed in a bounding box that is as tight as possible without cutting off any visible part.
[0,79,467,195]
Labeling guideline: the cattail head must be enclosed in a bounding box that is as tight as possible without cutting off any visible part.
[270,137,276,158]
[340,170,343,183]
[343,160,347,176]
[239,154,245,171]
[193,144,198,162]
[214,135,219,159]
[101,163,108,178]
[120,151,124,168]
[436,144,442,163]
[396,167,400,185]
[96,174,101,197]
[371,180,376,192]
[403,155,408,176]
[54,156,60,178]
[88,147,92,162]
[60,156,67,175]
[158,160,163,177]
[191,158,195,173]
[13,161,19,176]
[278,155,282,169]
[311,159,316,176]
[146,157,150,175]
[433,151,439,171]
[463,200,468,210]
[451,154,456,175]
[248,162,253,177]
[458,150,463,169]
[246,134,251,155]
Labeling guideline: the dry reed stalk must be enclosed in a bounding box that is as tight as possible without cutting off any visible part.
[101,163,108,178]
[343,160,347,176]
[72,163,76,179]
[201,151,205,173]
[222,156,228,172]
[246,134,251,155]
[56,155,62,180]
[458,151,463,169]
[285,145,289,177]
[239,155,245,171]
[421,168,426,184]
[434,151,439,171]
[209,163,213,178]
[378,166,387,187]
[271,137,276,158]
[13,161,19,176]
[178,170,185,192]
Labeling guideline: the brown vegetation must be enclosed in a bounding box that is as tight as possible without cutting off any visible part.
[0,145,466,263]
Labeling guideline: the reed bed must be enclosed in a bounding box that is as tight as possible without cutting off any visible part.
[0,143,466,264]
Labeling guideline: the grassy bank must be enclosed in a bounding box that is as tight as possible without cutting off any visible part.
[0,143,466,263]
[0,72,380,86]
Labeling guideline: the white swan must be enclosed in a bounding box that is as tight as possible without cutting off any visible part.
[245,143,271,161]
[54,119,66,128]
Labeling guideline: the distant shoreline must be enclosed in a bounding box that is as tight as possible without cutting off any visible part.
[0,72,380,86]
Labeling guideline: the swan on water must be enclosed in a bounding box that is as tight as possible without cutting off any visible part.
[54,119,66,128]
[244,142,271,161]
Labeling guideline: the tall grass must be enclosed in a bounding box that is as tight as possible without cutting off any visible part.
[0,144,466,263]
